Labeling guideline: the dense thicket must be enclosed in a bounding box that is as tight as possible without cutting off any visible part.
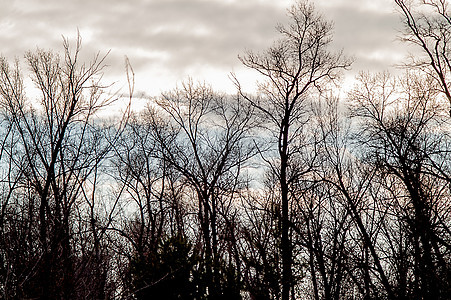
[0,1,449,299]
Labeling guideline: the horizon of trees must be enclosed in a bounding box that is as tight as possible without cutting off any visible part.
[0,0,450,299]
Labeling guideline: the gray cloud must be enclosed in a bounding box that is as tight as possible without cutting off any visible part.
[0,0,409,95]
[324,5,405,73]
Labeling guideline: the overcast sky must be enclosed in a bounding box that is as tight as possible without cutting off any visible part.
[0,0,409,97]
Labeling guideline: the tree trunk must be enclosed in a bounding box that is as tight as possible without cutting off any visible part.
[280,117,291,300]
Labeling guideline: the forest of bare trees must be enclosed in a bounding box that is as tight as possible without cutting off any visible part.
[0,0,449,299]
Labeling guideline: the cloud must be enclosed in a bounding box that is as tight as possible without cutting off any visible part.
[321,4,405,75]
[0,0,408,95]
[1,0,288,92]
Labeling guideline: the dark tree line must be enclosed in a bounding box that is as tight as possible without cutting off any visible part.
[0,0,449,299]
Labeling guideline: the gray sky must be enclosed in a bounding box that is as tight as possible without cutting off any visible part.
[0,0,408,97]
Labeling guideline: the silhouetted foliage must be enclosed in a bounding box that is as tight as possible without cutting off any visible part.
[128,235,200,299]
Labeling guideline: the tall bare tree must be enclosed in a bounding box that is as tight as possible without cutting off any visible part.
[237,1,352,298]
[0,36,128,299]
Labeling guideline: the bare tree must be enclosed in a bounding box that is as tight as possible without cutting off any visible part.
[348,71,451,299]
[148,80,258,298]
[396,0,451,115]
[0,36,129,299]
[237,1,352,298]
[109,110,198,299]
